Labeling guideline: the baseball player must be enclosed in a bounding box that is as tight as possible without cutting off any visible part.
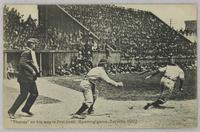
[144,56,184,110]
[72,59,123,119]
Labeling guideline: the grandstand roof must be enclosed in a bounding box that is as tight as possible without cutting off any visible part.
[56,5,100,40]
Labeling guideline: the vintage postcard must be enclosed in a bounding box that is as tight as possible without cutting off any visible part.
[3,4,197,128]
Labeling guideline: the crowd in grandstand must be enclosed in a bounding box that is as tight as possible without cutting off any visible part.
[55,60,196,76]
[4,5,197,77]
[3,6,98,51]
[4,5,197,58]
[3,6,37,50]
[38,26,100,51]
[62,5,196,58]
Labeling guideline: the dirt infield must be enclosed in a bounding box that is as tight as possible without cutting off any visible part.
[3,77,197,128]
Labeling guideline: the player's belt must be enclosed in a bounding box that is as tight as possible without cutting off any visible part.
[83,77,96,90]
[84,76,96,85]
[163,75,176,81]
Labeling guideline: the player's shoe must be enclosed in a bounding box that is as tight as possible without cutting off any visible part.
[72,114,86,119]
[8,112,16,119]
[152,103,161,108]
[87,109,94,115]
[21,109,34,117]
[152,104,163,109]
[143,103,151,110]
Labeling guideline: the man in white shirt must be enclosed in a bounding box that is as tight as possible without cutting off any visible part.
[72,59,123,119]
[144,56,184,110]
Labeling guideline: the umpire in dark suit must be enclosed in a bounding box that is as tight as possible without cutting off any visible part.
[8,38,39,119]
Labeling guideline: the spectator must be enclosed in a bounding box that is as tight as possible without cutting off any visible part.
[7,62,15,79]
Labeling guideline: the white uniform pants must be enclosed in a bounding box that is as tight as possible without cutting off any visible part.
[159,77,176,103]
[80,80,98,107]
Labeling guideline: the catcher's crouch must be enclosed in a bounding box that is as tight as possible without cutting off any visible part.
[72,59,123,119]
[144,56,185,110]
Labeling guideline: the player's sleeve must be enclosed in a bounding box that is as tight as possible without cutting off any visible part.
[158,66,167,72]
[99,68,118,86]
[178,68,185,80]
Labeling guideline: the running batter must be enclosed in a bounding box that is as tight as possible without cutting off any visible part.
[144,56,185,110]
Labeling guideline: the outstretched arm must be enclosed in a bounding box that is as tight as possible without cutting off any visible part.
[179,79,184,91]
[145,70,160,79]
[145,66,167,79]
[178,68,185,92]
[100,68,123,87]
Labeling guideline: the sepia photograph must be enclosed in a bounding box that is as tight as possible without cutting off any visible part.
[3,4,197,128]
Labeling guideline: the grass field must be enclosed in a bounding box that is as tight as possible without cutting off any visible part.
[49,70,197,101]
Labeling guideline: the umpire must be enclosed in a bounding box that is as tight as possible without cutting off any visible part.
[8,38,39,119]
